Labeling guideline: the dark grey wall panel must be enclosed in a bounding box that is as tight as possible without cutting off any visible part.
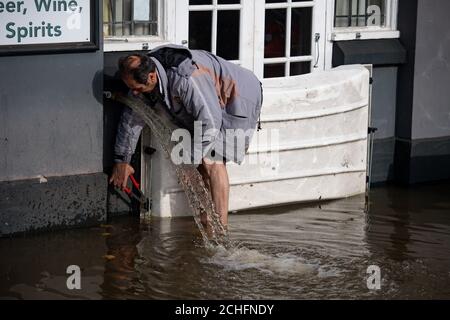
[0,7,107,236]
[371,138,396,184]
[394,0,418,184]
[412,0,450,140]
[0,6,104,182]
[394,0,450,184]
[333,39,406,66]
[369,68,398,183]
[372,67,398,140]
[410,135,450,184]
[0,173,107,237]
[395,136,450,185]
[396,0,418,140]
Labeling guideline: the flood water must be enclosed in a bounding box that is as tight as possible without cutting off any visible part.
[1,182,450,300]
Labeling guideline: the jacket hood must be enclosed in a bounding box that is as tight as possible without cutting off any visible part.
[148,44,197,78]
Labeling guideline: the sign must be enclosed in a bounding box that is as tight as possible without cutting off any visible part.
[0,0,98,55]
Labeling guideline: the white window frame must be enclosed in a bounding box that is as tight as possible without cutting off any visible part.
[104,0,174,52]
[329,0,399,41]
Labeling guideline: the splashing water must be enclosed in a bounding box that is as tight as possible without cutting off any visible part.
[205,245,316,276]
[111,94,318,275]
[113,93,228,246]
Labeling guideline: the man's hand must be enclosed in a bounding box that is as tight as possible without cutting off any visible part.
[109,163,135,189]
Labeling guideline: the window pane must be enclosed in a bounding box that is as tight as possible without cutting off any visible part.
[334,0,386,28]
[265,9,286,58]
[134,0,158,36]
[367,0,386,26]
[291,7,312,57]
[189,11,213,51]
[190,0,212,5]
[264,64,285,78]
[218,0,240,4]
[103,0,158,37]
[266,0,314,2]
[334,0,349,27]
[134,0,150,21]
[103,0,112,36]
[290,62,311,76]
[217,11,240,60]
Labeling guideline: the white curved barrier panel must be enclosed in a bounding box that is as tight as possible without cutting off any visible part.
[149,65,370,217]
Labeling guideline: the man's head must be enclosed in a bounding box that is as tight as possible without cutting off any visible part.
[118,54,158,96]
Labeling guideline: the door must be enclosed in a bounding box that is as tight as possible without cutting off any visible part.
[175,0,327,79]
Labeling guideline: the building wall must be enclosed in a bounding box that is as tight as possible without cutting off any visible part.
[396,0,450,184]
[335,0,450,185]
[0,53,103,181]
[372,67,398,140]
[1,0,449,236]
[0,7,107,236]
[396,0,417,140]
[412,0,450,140]
[371,67,398,183]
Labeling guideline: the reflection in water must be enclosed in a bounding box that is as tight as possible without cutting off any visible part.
[1,183,450,299]
[366,184,450,287]
[100,218,143,299]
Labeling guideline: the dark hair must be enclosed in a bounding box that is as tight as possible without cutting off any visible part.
[118,54,156,84]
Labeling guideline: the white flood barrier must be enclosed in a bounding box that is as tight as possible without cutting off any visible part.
[148,65,370,217]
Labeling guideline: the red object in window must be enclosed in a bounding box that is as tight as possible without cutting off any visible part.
[265,19,285,58]
[265,20,303,58]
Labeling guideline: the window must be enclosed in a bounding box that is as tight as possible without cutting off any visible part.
[103,0,159,37]
[185,0,320,78]
[263,0,315,78]
[331,0,399,41]
[103,0,165,51]
[335,0,385,28]
[188,0,242,62]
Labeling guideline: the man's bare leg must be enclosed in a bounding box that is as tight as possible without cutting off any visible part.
[197,164,211,227]
[200,159,230,228]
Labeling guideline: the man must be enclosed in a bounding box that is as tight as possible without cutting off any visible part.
[109,44,263,228]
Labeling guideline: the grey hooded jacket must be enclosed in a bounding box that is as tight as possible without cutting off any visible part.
[114,44,263,165]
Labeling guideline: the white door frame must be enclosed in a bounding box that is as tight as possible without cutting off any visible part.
[254,0,328,79]
[175,0,254,70]
[174,0,328,79]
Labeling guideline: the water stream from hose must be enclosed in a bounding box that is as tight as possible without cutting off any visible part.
[113,93,228,247]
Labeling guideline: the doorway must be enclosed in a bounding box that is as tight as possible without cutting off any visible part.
[175,0,328,79]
